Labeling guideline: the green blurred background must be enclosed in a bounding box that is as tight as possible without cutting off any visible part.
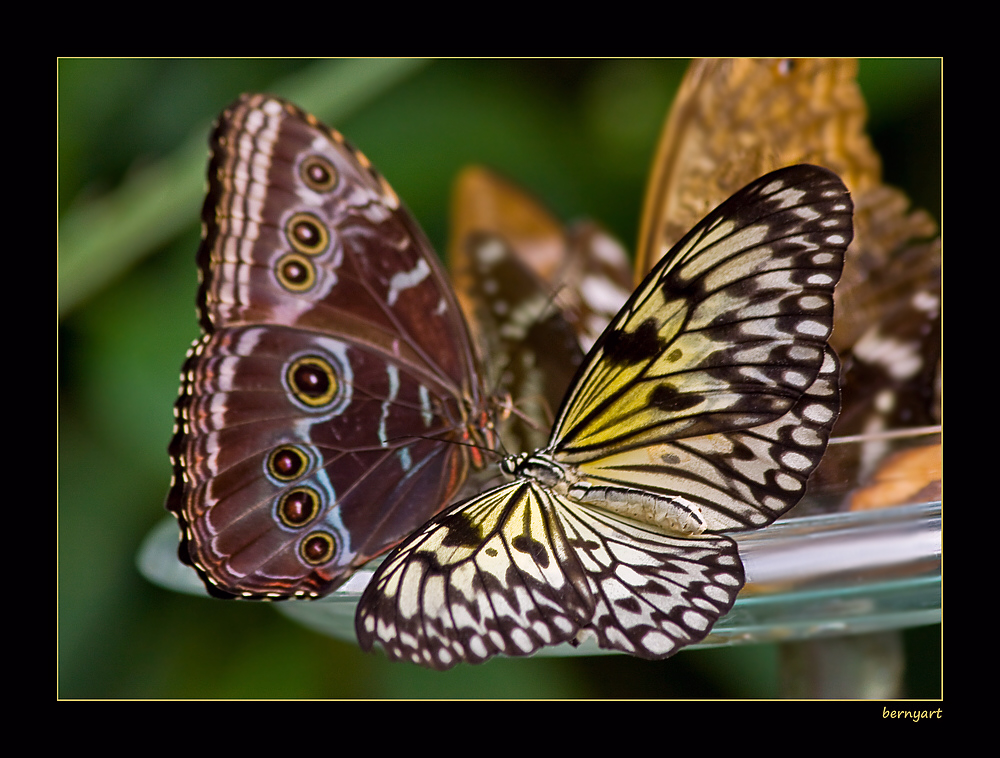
[58,58,941,699]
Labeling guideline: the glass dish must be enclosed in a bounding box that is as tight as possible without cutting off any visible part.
[138,428,941,655]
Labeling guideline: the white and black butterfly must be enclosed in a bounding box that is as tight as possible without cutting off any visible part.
[634,58,940,504]
[356,164,852,669]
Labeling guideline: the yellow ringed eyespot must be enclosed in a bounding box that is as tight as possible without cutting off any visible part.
[300,154,338,192]
[267,445,311,482]
[300,531,337,565]
[275,252,316,292]
[286,356,338,408]
[286,212,329,256]
[277,487,321,528]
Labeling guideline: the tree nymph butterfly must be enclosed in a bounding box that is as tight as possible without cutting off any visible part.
[633,58,940,507]
[167,94,512,599]
[356,164,852,668]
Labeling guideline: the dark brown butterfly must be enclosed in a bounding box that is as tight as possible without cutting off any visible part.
[167,94,509,599]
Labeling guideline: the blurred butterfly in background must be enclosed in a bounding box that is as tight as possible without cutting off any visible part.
[632,58,940,507]
[167,94,513,599]
[447,166,633,458]
[356,164,852,669]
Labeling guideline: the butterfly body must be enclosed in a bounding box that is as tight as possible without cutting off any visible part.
[501,451,709,535]
[168,94,507,599]
[357,164,851,668]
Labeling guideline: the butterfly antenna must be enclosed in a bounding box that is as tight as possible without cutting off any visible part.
[509,395,551,432]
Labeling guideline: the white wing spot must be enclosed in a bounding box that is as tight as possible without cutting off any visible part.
[789,345,821,361]
[854,331,922,380]
[554,616,576,634]
[795,319,828,337]
[640,631,676,655]
[719,569,742,585]
[875,389,896,413]
[781,451,812,471]
[783,370,809,388]
[803,402,834,424]
[798,295,826,311]
[581,274,630,315]
[791,426,823,446]
[419,385,433,428]
[531,621,554,644]
[469,636,488,659]
[488,630,506,651]
[387,258,431,306]
[511,628,534,653]
[476,237,506,266]
[775,472,803,491]
[912,290,940,313]
[682,610,710,631]
[379,364,400,446]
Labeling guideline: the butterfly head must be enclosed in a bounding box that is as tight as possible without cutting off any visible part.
[502,450,563,483]
[499,452,526,477]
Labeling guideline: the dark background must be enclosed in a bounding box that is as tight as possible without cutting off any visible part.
[58,58,941,698]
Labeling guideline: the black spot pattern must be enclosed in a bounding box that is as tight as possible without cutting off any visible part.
[512,534,550,568]
[441,511,485,548]
[602,319,665,366]
[650,384,705,412]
